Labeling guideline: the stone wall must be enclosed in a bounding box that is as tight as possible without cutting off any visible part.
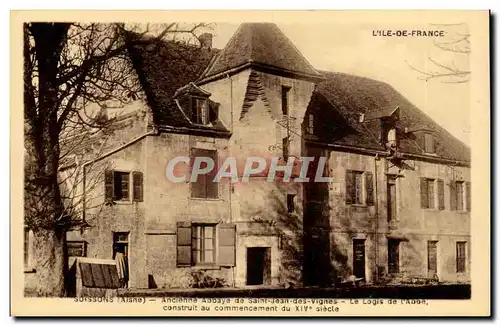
[304,147,471,285]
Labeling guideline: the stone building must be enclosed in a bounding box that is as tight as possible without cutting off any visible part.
[26,22,470,291]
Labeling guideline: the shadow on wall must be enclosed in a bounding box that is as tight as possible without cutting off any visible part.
[237,181,304,287]
[303,149,335,287]
[302,147,371,287]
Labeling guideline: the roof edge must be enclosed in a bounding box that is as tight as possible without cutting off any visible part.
[306,139,470,167]
[197,61,324,85]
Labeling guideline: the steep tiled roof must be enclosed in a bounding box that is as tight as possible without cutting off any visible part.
[126,33,228,133]
[198,23,322,83]
[126,27,469,163]
[309,71,470,163]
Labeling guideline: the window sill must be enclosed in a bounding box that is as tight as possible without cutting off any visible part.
[191,265,221,270]
[350,204,368,208]
[188,197,222,202]
[110,200,134,205]
[24,268,36,274]
[177,265,220,270]
[423,208,443,212]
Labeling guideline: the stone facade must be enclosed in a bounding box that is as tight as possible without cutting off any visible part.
[303,147,470,285]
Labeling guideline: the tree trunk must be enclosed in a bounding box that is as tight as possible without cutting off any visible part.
[24,23,71,297]
[32,228,68,297]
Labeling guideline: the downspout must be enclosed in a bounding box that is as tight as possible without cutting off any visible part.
[227,73,236,287]
[374,153,380,283]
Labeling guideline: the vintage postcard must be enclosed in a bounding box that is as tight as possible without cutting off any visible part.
[11,10,490,317]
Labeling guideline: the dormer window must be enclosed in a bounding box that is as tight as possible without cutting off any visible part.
[424,133,435,154]
[191,97,209,125]
[386,128,397,149]
[382,119,397,150]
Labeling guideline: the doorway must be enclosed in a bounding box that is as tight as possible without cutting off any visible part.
[113,232,129,287]
[352,239,366,279]
[388,239,400,274]
[246,247,271,285]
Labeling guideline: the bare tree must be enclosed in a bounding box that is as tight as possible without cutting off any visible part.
[407,23,470,83]
[23,22,209,297]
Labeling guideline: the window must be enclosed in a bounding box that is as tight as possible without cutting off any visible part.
[424,133,435,154]
[287,194,296,213]
[67,241,87,257]
[105,170,143,202]
[177,222,236,267]
[382,120,397,149]
[114,172,129,200]
[386,128,397,148]
[191,97,209,125]
[388,239,400,274]
[192,224,216,265]
[427,241,438,277]
[306,113,315,135]
[190,148,218,199]
[387,176,397,222]
[281,86,291,115]
[450,181,470,211]
[354,172,363,204]
[282,137,290,160]
[456,241,466,273]
[346,170,374,206]
[420,178,441,209]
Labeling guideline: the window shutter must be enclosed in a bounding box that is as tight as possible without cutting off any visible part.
[345,170,354,204]
[206,151,218,199]
[420,178,428,208]
[132,171,143,202]
[449,182,457,211]
[437,179,445,210]
[466,181,471,211]
[365,172,374,206]
[218,223,236,266]
[190,149,206,198]
[105,170,114,200]
[176,222,192,266]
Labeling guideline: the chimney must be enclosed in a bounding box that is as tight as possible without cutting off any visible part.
[199,33,213,50]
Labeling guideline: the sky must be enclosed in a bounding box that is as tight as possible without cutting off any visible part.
[209,22,471,146]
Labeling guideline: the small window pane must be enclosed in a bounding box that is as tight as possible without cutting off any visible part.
[204,250,214,263]
[204,238,214,250]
